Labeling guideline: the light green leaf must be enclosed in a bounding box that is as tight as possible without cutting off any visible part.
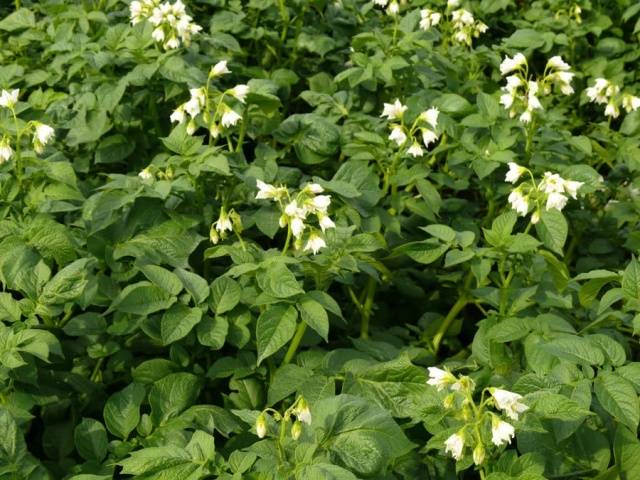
[595,372,639,431]
[256,305,298,365]
[160,304,202,345]
[103,383,146,439]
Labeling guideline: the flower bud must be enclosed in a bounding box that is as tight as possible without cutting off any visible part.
[255,413,267,438]
[291,420,303,440]
[473,444,485,465]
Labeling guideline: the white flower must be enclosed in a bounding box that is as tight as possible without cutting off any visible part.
[475,22,488,35]
[0,89,19,109]
[138,167,153,181]
[447,0,460,7]
[560,83,575,96]
[407,142,424,157]
[387,1,399,15]
[152,26,165,42]
[563,180,583,199]
[210,123,221,138]
[184,88,206,117]
[604,102,619,118]
[215,210,233,233]
[221,108,242,128]
[296,399,312,424]
[309,195,331,212]
[505,75,523,93]
[33,123,55,152]
[586,78,611,104]
[421,129,439,147]
[622,94,640,113]
[230,84,250,103]
[500,53,527,76]
[426,367,455,391]
[547,55,570,71]
[490,388,529,421]
[519,110,532,123]
[389,126,407,146]
[209,60,231,77]
[500,93,515,109]
[505,162,525,183]
[420,9,441,30]
[452,9,474,25]
[256,179,286,200]
[444,433,464,461]
[130,1,144,23]
[304,232,326,254]
[508,190,529,216]
[303,183,324,194]
[381,99,407,120]
[0,138,12,163]
[373,0,388,6]
[491,417,515,446]
[539,172,565,194]
[291,217,306,238]
[285,200,302,217]
[318,213,336,231]
[170,105,186,124]
[420,107,439,129]
[545,192,568,211]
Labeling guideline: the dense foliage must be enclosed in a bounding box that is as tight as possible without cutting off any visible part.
[1,0,640,478]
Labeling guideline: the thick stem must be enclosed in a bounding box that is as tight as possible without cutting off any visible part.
[281,321,306,365]
[15,0,21,9]
[432,273,472,354]
[360,277,377,339]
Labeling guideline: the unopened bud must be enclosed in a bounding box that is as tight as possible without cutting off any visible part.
[256,413,267,438]
[473,444,485,465]
[291,420,302,440]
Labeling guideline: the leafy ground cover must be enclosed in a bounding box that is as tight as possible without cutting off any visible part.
[1,0,640,478]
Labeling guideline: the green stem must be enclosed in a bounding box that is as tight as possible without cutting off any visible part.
[90,358,105,382]
[282,322,306,365]
[432,273,472,354]
[15,0,20,9]
[12,111,22,186]
[282,225,292,255]
[235,115,247,153]
[360,277,377,339]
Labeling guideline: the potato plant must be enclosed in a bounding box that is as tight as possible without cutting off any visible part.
[0,0,640,478]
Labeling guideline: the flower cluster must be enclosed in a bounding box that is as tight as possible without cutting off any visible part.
[505,162,583,223]
[419,2,487,47]
[255,396,311,441]
[130,0,202,50]
[381,99,440,157]
[170,60,249,137]
[255,180,336,255]
[427,367,528,465]
[372,0,400,16]
[499,54,574,123]
[585,78,640,119]
[210,207,243,245]
[0,89,55,162]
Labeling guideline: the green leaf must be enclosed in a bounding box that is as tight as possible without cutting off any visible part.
[541,334,605,365]
[140,265,183,296]
[74,418,108,462]
[595,372,639,431]
[614,426,640,479]
[0,8,35,31]
[160,304,203,345]
[103,383,146,439]
[210,276,241,314]
[108,281,176,316]
[434,94,472,114]
[622,257,640,306]
[535,209,568,255]
[119,446,203,478]
[257,263,304,298]
[175,268,210,305]
[161,125,203,156]
[196,315,228,349]
[256,305,298,365]
[297,297,329,341]
[149,373,201,425]
[313,395,414,476]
